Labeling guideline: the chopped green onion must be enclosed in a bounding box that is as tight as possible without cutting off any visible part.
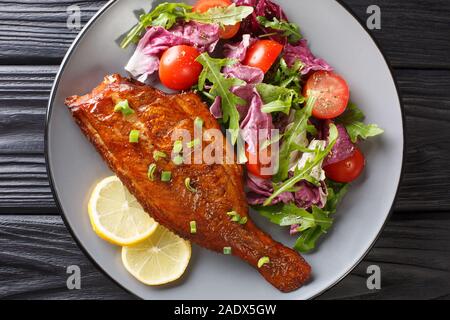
[114,99,134,116]
[227,211,247,224]
[194,117,204,130]
[153,150,167,161]
[227,211,240,222]
[147,164,157,181]
[190,221,197,234]
[239,216,248,225]
[173,140,183,154]
[257,256,270,268]
[173,155,184,166]
[129,130,140,143]
[223,247,232,255]
[161,171,172,182]
[187,138,201,148]
[184,178,197,193]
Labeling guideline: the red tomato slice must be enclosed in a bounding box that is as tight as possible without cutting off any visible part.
[159,45,203,91]
[303,71,350,119]
[193,0,241,39]
[243,40,284,73]
[245,146,273,179]
[324,148,366,183]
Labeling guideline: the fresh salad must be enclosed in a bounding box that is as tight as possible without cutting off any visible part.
[121,0,384,253]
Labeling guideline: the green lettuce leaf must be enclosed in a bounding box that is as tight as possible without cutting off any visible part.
[337,103,384,143]
[186,4,253,27]
[265,123,339,206]
[256,83,300,115]
[120,3,192,48]
[196,53,245,144]
[257,16,302,44]
[273,97,315,182]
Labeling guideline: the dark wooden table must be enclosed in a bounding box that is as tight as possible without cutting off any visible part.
[0,0,449,300]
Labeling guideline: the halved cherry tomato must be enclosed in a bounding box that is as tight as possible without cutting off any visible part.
[245,145,274,179]
[243,40,284,73]
[159,45,203,91]
[324,148,366,183]
[303,71,350,120]
[193,0,240,39]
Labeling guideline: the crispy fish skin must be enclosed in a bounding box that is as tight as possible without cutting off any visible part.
[65,74,311,292]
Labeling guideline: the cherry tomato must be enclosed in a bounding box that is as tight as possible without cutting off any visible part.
[243,40,284,73]
[193,0,240,39]
[303,71,350,120]
[324,148,366,183]
[245,146,273,179]
[159,45,203,91]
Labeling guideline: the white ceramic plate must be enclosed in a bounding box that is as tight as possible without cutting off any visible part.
[46,0,404,300]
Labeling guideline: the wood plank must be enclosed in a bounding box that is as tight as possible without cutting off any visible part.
[0,66,449,212]
[0,214,448,300]
[0,0,449,68]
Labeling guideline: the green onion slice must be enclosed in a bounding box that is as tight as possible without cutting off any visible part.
[147,164,157,181]
[194,117,204,130]
[173,155,184,166]
[257,256,270,268]
[184,178,197,193]
[114,99,134,116]
[129,130,140,143]
[153,150,167,161]
[239,216,248,225]
[223,247,232,255]
[173,140,183,154]
[187,138,201,148]
[161,171,172,182]
[190,221,197,234]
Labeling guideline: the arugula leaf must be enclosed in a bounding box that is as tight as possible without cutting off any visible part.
[346,122,385,143]
[337,103,384,143]
[255,203,332,228]
[186,4,253,27]
[293,182,349,252]
[273,97,315,182]
[256,83,299,115]
[257,16,302,44]
[120,3,253,49]
[324,181,349,213]
[265,123,339,206]
[268,58,303,92]
[120,2,192,49]
[196,53,245,144]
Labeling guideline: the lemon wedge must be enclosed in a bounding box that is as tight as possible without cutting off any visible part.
[122,226,191,285]
[88,176,158,246]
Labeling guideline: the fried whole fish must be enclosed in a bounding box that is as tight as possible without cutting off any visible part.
[66,74,311,292]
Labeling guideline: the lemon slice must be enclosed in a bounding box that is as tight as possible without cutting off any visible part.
[88,176,158,246]
[122,226,191,285]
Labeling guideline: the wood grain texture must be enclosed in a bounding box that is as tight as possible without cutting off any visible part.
[0,214,448,300]
[1,66,449,212]
[0,1,449,68]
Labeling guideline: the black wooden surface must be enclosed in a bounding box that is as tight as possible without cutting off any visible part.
[0,0,449,300]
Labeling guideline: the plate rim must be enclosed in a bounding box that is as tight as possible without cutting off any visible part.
[45,0,406,300]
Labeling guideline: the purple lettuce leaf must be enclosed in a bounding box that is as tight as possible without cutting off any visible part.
[322,122,356,167]
[247,174,294,205]
[223,64,264,84]
[284,40,333,75]
[232,85,273,154]
[234,0,287,38]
